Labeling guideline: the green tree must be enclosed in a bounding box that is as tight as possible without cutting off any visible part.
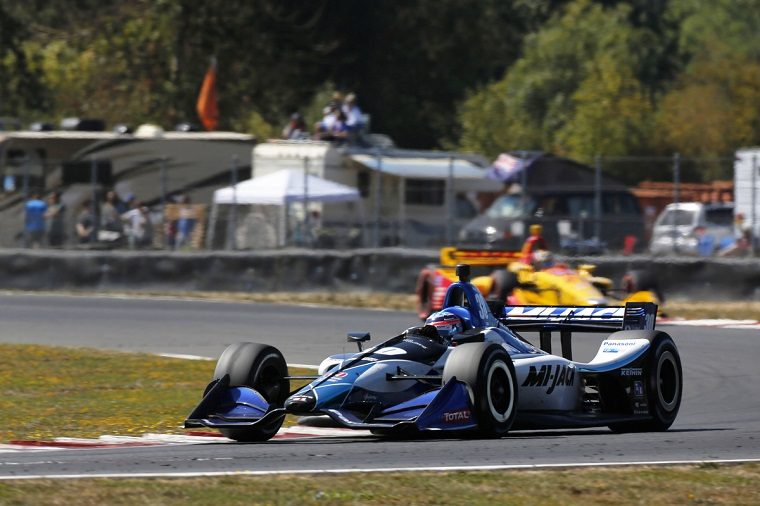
[458,0,660,167]
[0,1,49,118]
[654,0,760,180]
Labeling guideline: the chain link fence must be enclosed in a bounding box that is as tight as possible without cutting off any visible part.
[1,150,757,256]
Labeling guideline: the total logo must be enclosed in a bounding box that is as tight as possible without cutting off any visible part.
[442,410,471,423]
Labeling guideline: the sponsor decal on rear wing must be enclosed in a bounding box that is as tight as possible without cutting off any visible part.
[439,247,522,267]
[500,302,657,331]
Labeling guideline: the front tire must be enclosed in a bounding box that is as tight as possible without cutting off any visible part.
[443,343,517,438]
[213,342,289,442]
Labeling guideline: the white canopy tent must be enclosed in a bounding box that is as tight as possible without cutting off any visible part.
[209,168,362,248]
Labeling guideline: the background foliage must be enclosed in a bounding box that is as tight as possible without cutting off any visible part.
[1,0,758,181]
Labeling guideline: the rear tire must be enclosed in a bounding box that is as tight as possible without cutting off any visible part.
[416,268,436,319]
[443,343,517,437]
[609,335,682,432]
[622,269,664,303]
[213,342,289,442]
[489,269,519,302]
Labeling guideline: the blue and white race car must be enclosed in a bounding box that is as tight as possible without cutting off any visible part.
[185,264,682,441]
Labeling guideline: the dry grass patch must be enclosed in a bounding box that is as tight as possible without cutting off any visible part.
[0,343,310,442]
[0,465,759,505]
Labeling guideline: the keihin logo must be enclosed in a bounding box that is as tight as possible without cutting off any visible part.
[521,364,576,394]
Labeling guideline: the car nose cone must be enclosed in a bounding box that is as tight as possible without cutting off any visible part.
[284,391,316,414]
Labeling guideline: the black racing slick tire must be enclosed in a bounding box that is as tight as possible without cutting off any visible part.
[489,269,519,302]
[212,342,289,442]
[415,267,436,320]
[622,269,665,303]
[443,343,517,438]
[609,333,682,432]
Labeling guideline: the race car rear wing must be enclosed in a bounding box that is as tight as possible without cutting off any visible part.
[492,301,657,360]
[439,247,522,267]
[498,301,657,330]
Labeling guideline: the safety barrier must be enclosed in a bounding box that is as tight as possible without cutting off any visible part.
[0,249,758,300]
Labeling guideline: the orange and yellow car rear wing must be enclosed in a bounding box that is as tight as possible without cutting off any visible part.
[439,247,522,267]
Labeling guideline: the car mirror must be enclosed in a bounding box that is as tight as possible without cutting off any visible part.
[347,332,371,352]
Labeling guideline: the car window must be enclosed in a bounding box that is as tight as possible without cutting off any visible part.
[455,194,477,219]
[603,193,640,215]
[705,209,733,227]
[656,209,696,227]
[533,195,568,217]
[485,194,530,219]
[566,194,596,217]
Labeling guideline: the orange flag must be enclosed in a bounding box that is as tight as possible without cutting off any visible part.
[196,58,218,131]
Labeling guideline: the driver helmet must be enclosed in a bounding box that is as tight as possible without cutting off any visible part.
[424,310,464,341]
[533,249,553,269]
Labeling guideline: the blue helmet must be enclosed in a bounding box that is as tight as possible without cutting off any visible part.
[444,305,472,329]
[425,306,472,340]
[425,311,463,340]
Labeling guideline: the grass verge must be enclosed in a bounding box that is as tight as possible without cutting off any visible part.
[0,343,310,443]
[0,464,759,505]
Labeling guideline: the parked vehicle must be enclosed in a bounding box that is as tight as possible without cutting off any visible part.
[649,202,735,255]
[185,265,681,441]
[457,154,645,253]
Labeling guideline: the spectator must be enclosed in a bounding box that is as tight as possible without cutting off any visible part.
[174,194,196,249]
[282,112,308,140]
[695,225,716,256]
[342,92,364,135]
[45,191,66,247]
[328,109,350,142]
[121,199,151,249]
[718,213,752,257]
[24,192,48,248]
[331,91,344,112]
[314,104,339,139]
[115,191,131,215]
[100,190,124,237]
[75,199,96,244]
[520,224,548,265]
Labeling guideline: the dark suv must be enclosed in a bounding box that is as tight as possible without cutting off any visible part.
[458,190,644,253]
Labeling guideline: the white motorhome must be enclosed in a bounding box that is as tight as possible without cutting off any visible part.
[0,126,255,247]
[250,139,496,247]
[734,147,760,244]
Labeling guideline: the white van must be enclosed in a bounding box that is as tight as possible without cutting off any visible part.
[649,202,735,255]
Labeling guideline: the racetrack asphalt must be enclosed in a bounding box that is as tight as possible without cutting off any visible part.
[1,293,759,478]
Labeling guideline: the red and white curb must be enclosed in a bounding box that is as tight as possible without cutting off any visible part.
[0,426,371,453]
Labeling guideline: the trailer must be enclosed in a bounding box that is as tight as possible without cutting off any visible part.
[734,148,760,247]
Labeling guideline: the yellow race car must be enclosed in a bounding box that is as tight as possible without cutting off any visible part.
[415,247,662,319]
